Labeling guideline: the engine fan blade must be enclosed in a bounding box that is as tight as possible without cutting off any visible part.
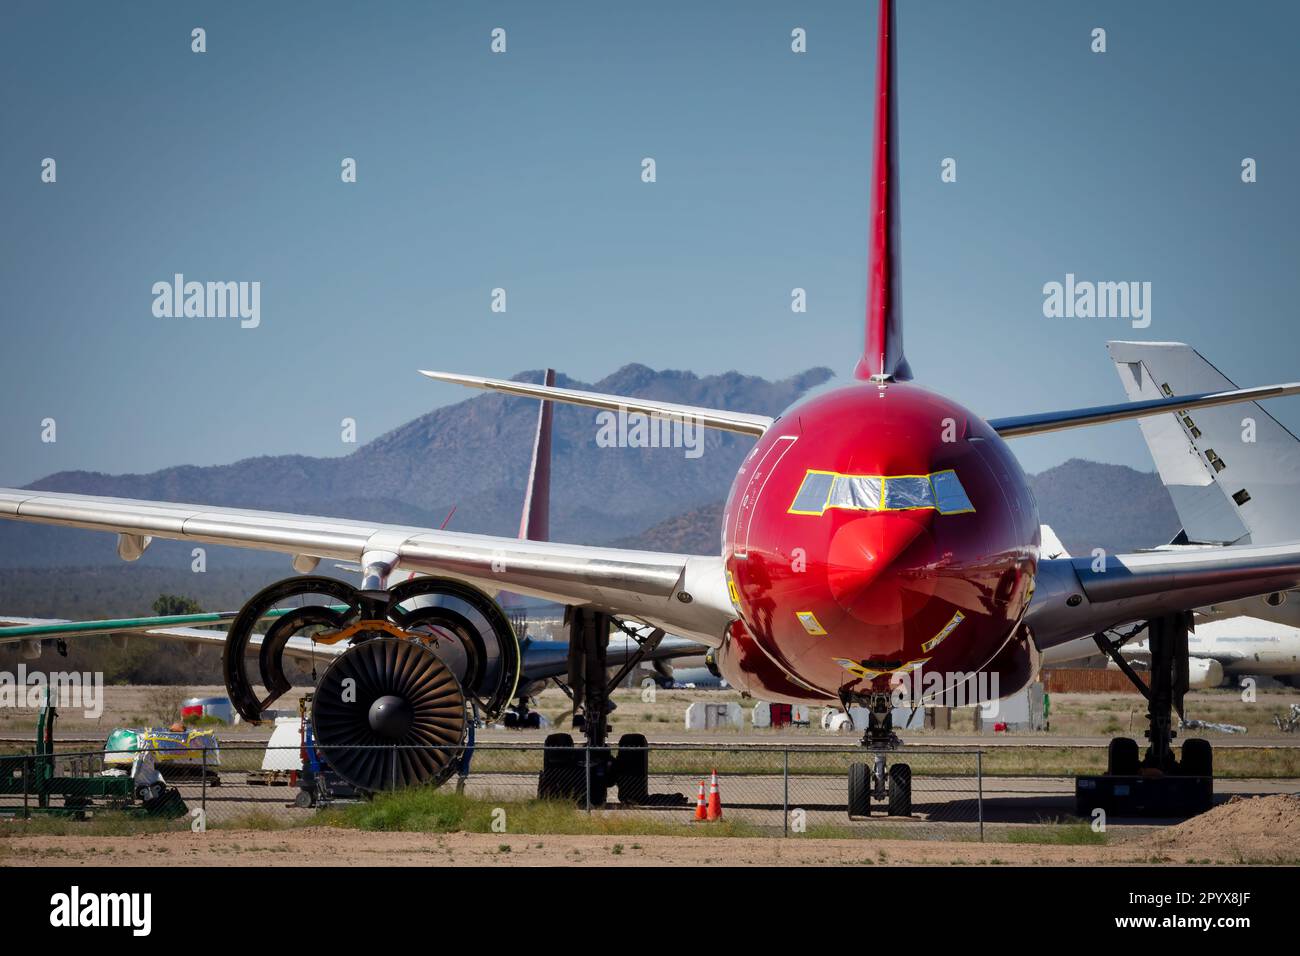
[311,637,468,791]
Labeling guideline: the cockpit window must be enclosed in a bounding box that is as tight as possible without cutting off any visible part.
[788,471,836,515]
[829,475,882,510]
[883,476,934,510]
[930,469,975,514]
[789,468,975,516]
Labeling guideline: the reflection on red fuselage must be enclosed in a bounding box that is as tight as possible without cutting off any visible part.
[718,382,1040,704]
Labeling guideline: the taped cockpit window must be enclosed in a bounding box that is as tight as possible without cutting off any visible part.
[931,469,975,514]
[828,475,883,510]
[789,468,976,517]
[789,471,835,515]
[883,476,935,510]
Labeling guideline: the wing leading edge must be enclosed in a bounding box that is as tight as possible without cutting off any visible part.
[988,380,1300,439]
[418,370,773,437]
[1027,541,1300,652]
[0,488,735,646]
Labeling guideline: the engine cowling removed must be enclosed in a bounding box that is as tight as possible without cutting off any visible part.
[221,575,522,790]
[313,637,467,790]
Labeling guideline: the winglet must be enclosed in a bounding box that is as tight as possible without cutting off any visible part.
[854,0,911,382]
[519,368,554,541]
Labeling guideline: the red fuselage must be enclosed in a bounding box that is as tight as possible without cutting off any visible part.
[718,381,1041,704]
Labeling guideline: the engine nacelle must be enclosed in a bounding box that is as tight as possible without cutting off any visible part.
[1187,656,1226,689]
[221,575,521,724]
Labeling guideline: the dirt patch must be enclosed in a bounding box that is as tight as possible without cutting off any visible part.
[0,823,1292,867]
[1136,794,1300,858]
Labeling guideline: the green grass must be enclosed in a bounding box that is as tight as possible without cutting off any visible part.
[0,812,184,837]
[998,822,1107,846]
[316,787,768,838]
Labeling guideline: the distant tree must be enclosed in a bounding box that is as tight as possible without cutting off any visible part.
[152,594,203,617]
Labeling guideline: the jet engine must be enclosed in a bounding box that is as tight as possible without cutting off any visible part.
[1186,656,1225,690]
[221,574,521,791]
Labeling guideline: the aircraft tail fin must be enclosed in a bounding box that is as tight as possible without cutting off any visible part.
[1107,341,1300,546]
[853,0,911,383]
[518,368,555,542]
[1039,524,1070,560]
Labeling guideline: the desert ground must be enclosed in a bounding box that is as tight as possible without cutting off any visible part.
[3,794,1298,867]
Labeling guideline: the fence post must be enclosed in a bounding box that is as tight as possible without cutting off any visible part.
[782,749,789,836]
[584,746,592,813]
[976,750,984,843]
[22,752,30,820]
[201,746,208,826]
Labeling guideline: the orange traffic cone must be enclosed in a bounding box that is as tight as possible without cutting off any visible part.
[694,780,708,821]
[706,769,723,821]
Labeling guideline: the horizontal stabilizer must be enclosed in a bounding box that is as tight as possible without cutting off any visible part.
[419,370,773,436]
[989,381,1300,439]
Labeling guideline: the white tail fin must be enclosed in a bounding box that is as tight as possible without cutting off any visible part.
[1039,524,1069,559]
[1108,341,1300,546]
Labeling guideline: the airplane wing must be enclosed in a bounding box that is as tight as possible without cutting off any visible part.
[0,614,343,667]
[0,614,707,682]
[1027,541,1300,651]
[987,380,1300,439]
[425,367,1300,444]
[419,371,774,437]
[0,489,736,646]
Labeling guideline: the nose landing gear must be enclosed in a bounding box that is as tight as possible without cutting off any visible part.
[847,692,912,818]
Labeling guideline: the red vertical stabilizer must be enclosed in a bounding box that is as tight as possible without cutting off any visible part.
[853,0,911,382]
[518,368,555,541]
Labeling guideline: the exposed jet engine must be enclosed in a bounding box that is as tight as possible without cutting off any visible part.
[221,575,521,791]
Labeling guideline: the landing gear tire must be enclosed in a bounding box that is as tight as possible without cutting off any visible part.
[887,763,912,817]
[614,733,649,805]
[847,763,872,818]
[539,732,582,801]
[1181,738,1213,778]
[1107,737,1140,776]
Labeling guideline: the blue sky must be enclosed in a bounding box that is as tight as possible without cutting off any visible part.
[2,0,1298,487]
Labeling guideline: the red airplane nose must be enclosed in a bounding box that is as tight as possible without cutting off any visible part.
[826,511,938,626]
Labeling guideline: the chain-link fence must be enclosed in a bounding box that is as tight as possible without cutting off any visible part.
[0,743,987,839]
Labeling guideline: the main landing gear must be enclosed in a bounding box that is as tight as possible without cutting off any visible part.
[537,609,664,807]
[847,692,912,818]
[1077,612,1213,817]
